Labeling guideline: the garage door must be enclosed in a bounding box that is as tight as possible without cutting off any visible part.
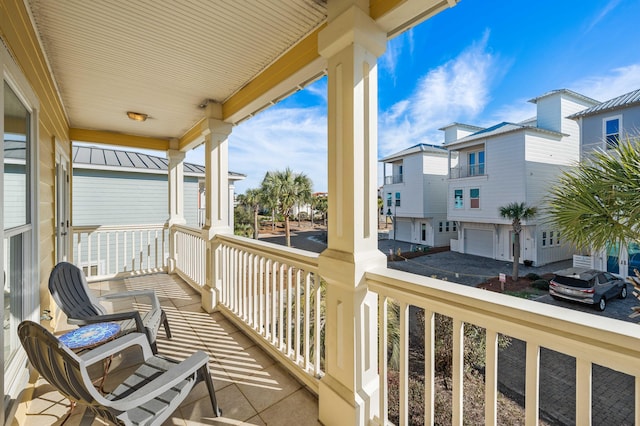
[464,229,493,257]
[395,220,412,242]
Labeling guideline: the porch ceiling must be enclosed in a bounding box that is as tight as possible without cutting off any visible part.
[25,0,457,147]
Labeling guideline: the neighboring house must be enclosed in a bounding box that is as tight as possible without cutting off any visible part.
[380,143,452,247]
[568,88,640,277]
[72,145,245,228]
[445,89,599,266]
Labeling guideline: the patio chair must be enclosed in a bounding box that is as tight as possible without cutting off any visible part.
[18,320,220,425]
[48,261,171,353]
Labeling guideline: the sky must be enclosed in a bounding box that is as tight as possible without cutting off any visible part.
[187,0,640,195]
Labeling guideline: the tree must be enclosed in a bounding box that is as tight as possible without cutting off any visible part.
[547,139,640,253]
[260,168,313,247]
[314,194,328,226]
[237,188,262,239]
[498,202,537,280]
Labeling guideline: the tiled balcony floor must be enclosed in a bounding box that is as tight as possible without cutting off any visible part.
[17,273,320,426]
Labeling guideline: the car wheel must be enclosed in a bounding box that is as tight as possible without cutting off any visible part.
[597,297,606,311]
[620,285,628,299]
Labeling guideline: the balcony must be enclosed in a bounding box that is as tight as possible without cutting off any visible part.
[16,223,640,425]
[449,164,486,179]
[384,174,404,184]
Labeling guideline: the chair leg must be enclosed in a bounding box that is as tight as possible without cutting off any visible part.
[161,309,172,339]
[200,364,221,417]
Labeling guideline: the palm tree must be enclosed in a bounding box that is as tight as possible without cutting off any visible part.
[238,188,262,239]
[547,139,640,252]
[315,194,328,227]
[498,202,537,280]
[261,168,313,247]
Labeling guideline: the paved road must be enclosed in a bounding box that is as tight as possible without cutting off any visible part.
[262,229,637,425]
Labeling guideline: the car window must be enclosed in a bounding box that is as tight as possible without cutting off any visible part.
[602,272,615,282]
[597,273,608,284]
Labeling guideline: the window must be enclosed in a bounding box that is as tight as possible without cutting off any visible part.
[386,192,391,207]
[395,192,401,207]
[542,230,560,247]
[2,47,39,407]
[468,150,485,176]
[454,189,463,209]
[470,188,480,209]
[604,116,621,148]
[439,222,443,232]
[445,221,450,232]
[421,223,426,240]
[453,222,457,232]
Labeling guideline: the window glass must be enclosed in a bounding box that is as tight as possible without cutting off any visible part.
[4,82,30,229]
[421,223,426,240]
[386,192,391,207]
[542,231,547,246]
[454,189,463,209]
[439,222,443,232]
[470,188,479,209]
[4,82,32,365]
[478,151,485,174]
[395,192,401,207]
[605,118,619,148]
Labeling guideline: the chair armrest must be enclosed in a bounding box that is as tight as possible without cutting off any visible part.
[79,332,153,366]
[98,289,160,309]
[67,311,145,334]
[107,351,209,411]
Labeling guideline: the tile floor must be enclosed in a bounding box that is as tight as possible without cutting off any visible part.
[16,274,320,426]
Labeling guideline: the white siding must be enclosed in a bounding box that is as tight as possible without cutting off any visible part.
[448,133,526,223]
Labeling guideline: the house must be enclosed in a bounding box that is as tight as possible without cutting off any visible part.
[445,89,599,266]
[380,143,454,247]
[72,145,245,228]
[568,88,640,277]
[4,2,640,425]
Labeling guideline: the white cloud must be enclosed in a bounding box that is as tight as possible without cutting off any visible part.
[572,64,640,102]
[378,31,496,157]
[379,29,413,83]
[187,104,328,194]
[586,0,622,33]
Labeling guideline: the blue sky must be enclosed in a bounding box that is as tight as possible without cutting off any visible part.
[191,0,640,195]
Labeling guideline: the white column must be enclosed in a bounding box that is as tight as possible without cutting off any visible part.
[317,4,387,425]
[167,146,186,273]
[201,103,233,312]
[167,148,186,226]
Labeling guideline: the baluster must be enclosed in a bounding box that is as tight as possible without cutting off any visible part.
[379,296,388,424]
[452,318,464,426]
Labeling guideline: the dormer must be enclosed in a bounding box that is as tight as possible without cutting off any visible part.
[438,123,485,144]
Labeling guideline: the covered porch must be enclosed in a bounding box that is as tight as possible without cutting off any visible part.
[3,0,640,425]
[19,273,319,425]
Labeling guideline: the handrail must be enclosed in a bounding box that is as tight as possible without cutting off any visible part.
[213,233,324,393]
[366,266,640,425]
[71,224,169,281]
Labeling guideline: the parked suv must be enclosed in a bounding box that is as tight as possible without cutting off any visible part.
[549,268,627,311]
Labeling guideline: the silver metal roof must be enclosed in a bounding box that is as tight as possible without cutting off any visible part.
[72,146,245,180]
[568,88,640,119]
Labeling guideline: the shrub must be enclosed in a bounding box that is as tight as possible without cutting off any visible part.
[525,272,540,281]
[532,279,550,290]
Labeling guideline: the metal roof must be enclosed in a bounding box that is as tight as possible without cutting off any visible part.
[528,88,599,105]
[380,143,447,162]
[444,122,565,147]
[72,146,245,180]
[568,88,640,119]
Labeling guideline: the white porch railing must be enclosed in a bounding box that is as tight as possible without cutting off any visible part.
[75,224,640,424]
[213,234,324,392]
[72,224,169,281]
[171,224,206,289]
[367,267,640,425]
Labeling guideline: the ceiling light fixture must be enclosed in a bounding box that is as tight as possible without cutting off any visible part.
[126,111,148,122]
